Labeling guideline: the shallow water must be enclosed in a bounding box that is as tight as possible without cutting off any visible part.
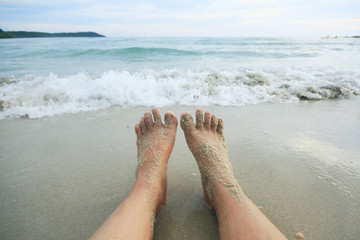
[1,37,359,119]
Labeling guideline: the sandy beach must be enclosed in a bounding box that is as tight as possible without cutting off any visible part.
[1,98,359,239]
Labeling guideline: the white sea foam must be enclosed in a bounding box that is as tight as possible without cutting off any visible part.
[0,68,359,119]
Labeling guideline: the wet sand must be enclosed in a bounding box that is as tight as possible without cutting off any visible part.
[1,99,359,239]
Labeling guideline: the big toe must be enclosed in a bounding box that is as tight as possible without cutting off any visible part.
[152,107,162,126]
[164,111,178,131]
[180,112,195,133]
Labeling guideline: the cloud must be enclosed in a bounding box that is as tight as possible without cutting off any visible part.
[1,0,359,36]
[294,18,360,24]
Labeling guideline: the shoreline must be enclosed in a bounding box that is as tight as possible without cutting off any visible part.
[1,99,359,239]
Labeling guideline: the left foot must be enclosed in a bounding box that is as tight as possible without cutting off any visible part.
[134,107,178,216]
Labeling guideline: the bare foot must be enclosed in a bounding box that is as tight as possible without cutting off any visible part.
[134,107,178,216]
[180,109,243,208]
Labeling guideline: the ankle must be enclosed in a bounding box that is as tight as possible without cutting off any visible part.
[213,182,245,212]
[132,175,166,213]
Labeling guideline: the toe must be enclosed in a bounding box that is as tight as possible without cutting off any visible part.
[204,111,212,129]
[217,118,224,135]
[180,112,195,132]
[144,112,154,130]
[152,107,162,125]
[140,117,147,133]
[195,108,204,128]
[135,123,142,138]
[211,115,218,131]
[164,111,178,129]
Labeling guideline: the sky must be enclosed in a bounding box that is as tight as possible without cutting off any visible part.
[0,0,359,37]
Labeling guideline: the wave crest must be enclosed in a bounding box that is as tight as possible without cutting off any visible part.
[0,68,359,119]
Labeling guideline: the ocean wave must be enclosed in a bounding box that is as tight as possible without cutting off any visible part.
[0,68,359,119]
[10,46,318,60]
[15,47,202,59]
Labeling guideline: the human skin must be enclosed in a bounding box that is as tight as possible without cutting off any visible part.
[180,109,287,240]
[90,107,287,240]
[90,107,177,240]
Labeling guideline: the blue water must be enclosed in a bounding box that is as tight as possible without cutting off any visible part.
[2,37,359,76]
[0,37,359,118]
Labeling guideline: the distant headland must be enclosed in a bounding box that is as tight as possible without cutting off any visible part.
[0,29,105,38]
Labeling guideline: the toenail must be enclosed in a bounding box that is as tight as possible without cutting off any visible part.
[165,118,172,124]
[182,115,191,121]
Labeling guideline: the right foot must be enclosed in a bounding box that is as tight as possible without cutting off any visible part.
[180,109,243,208]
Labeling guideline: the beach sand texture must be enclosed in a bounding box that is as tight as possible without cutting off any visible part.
[1,99,359,239]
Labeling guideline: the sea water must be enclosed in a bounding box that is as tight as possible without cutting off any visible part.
[0,37,359,119]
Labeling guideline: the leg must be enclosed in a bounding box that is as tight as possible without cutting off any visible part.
[90,107,177,240]
[181,109,287,240]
